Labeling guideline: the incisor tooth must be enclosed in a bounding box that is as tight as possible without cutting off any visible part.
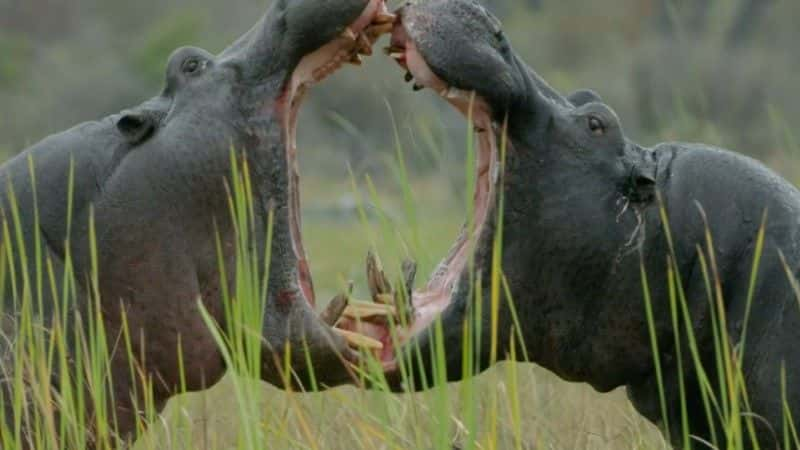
[334,328,384,350]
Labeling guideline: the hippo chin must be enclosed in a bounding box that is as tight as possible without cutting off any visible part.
[341,0,799,447]
[0,0,393,444]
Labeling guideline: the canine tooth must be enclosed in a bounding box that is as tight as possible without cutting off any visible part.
[402,259,417,296]
[373,12,397,24]
[321,294,349,326]
[389,52,405,60]
[334,329,384,350]
[405,72,414,83]
[343,301,396,320]
[341,27,357,41]
[397,259,417,323]
[357,34,373,56]
[366,251,393,302]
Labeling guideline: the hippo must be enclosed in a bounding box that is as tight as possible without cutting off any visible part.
[340,0,800,447]
[0,0,392,445]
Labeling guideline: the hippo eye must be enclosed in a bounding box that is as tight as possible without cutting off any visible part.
[182,58,205,75]
[588,116,606,136]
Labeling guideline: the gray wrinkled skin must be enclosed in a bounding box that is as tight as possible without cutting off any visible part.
[394,1,799,447]
[0,0,368,443]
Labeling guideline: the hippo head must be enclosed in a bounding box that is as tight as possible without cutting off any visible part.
[107,0,395,391]
[338,0,659,392]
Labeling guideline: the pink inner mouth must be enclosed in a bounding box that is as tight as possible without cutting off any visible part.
[341,18,500,370]
[281,0,391,307]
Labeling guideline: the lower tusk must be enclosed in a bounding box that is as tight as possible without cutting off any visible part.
[321,294,349,326]
[343,301,396,320]
[334,329,384,350]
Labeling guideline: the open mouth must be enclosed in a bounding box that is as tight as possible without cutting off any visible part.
[277,0,396,351]
[334,11,501,371]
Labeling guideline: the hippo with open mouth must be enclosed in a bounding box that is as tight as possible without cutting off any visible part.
[337,0,799,447]
[0,0,393,444]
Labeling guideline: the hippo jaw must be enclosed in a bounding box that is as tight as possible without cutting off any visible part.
[332,3,509,385]
[279,0,394,307]
[363,0,654,391]
[266,0,401,386]
[191,0,398,388]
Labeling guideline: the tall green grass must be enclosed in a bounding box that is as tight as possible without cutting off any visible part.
[0,123,798,450]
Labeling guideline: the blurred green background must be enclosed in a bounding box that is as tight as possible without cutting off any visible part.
[1,0,799,448]
[3,0,798,298]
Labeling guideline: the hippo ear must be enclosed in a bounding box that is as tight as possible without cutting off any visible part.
[117,112,157,145]
[568,89,603,107]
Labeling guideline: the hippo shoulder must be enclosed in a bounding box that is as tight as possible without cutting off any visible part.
[653,142,798,197]
[652,141,800,243]
[0,116,125,253]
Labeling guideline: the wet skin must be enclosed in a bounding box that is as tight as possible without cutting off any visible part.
[365,0,800,447]
[0,0,393,444]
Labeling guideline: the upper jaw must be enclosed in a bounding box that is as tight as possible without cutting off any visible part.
[219,0,393,85]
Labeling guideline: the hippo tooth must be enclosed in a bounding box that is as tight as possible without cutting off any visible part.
[341,27,358,41]
[402,259,417,295]
[334,329,384,350]
[373,12,397,24]
[343,301,396,321]
[321,294,349,326]
[398,259,418,323]
[389,52,405,60]
[366,251,393,303]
